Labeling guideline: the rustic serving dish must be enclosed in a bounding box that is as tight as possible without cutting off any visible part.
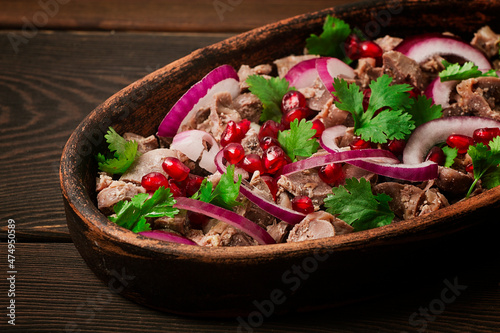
[60,0,500,317]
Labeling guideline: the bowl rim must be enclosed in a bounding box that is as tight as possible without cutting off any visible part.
[60,0,500,261]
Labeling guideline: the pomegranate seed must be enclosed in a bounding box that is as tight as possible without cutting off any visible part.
[238,154,264,174]
[466,163,474,173]
[318,163,344,186]
[259,136,280,150]
[223,143,245,164]
[350,137,371,150]
[162,157,190,181]
[385,139,406,156]
[262,146,289,175]
[236,119,250,141]
[220,120,240,147]
[258,120,283,140]
[344,34,361,60]
[473,127,500,145]
[141,172,169,192]
[311,119,325,138]
[260,175,278,201]
[187,211,210,229]
[358,40,383,59]
[291,196,314,214]
[281,107,312,129]
[425,146,446,166]
[446,134,474,154]
[281,90,307,113]
[185,174,204,197]
[168,179,185,197]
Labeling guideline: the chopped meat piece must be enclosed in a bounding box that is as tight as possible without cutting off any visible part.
[373,182,426,220]
[312,98,350,128]
[418,188,449,216]
[375,35,403,52]
[354,58,383,88]
[287,211,344,242]
[238,64,273,90]
[120,148,178,184]
[199,221,258,247]
[123,132,159,154]
[96,172,113,192]
[277,170,332,208]
[233,93,262,123]
[471,26,500,58]
[435,166,474,196]
[273,54,319,78]
[153,210,188,235]
[456,77,500,120]
[97,180,146,213]
[185,229,205,245]
[331,218,354,235]
[240,127,263,155]
[236,172,276,228]
[276,191,293,210]
[420,54,446,73]
[267,221,291,243]
[299,77,332,111]
[382,50,426,91]
[343,164,377,184]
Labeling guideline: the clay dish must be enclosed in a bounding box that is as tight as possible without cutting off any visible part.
[60,0,500,317]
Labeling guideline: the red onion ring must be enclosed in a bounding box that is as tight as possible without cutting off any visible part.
[171,130,220,173]
[424,78,458,108]
[139,230,198,245]
[315,57,356,93]
[157,64,240,137]
[284,58,320,89]
[174,197,275,245]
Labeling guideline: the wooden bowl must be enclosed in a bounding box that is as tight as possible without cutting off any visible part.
[60,0,500,318]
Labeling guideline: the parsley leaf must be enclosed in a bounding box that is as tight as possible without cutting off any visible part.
[439,60,498,82]
[466,137,500,197]
[404,95,443,128]
[96,127,139,175]
[193,164,242,210]
[246,75,293,122]
[333,75,415,144]
[278,119,320,162]
[109,187,179,233]
[442,146,459,168]
[324,178,394,231]
[306,15,352,62]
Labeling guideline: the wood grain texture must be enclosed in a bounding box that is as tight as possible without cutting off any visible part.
[0,31,229,241]
[0,243,499,332]
[0,0,356,33]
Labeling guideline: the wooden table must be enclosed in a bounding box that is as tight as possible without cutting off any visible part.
[1,0,499,332]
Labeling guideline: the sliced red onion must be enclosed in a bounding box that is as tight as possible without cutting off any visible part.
[174,197,275,245]
[284,58,320,89]
[315,57,356,93]
[214,150,306,225]
[170,130,220,173]
[139,230,198,246]
[157,65,240,137]
[281,149,399,176]
[320,125,437,181]
[395,34,491,70]
[424,78,458,108]
[403,116,500,164]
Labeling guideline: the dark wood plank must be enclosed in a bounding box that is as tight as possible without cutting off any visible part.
[0,31,230,241]
[0,243,499,332]
[0,0,356,33]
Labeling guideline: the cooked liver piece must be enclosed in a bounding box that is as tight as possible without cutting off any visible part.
[471,26,500,58]
[123,132,159,154]
[120,148,178,184]
[435,166,474,195]
[97,180,146,213]
[382,50,425,91]
[456,77,500,120]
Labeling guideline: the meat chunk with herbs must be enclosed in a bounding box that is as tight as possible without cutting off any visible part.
[382,50,426,91]
[97,181,146,213]
[123,132,158,154]
[198,221,258,247]
[277,170,333,208]
[287,211,348,242]
[455,77,500,120]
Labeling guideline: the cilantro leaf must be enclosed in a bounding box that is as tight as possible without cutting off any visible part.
[96,127,139,175]
[193,164,242,210]
[439,60,498,82]
[109,187,179,233]
[324,178,394,231]
[333,75,415,144]
[278,119,320,162]
[466,137,500,197]
[442,146,459,168]
[246,75,293,122]
[306,15,352,62]
[404,95,443,128]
